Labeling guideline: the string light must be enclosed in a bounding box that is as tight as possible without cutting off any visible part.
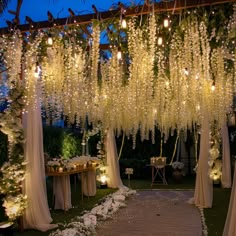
[211,84,216,91]
[47,34,53,45]
[117,48,122,60]
[121,18,127,29]
[158,36,163,45]
[184,68,189,76]
[164,18,169,28]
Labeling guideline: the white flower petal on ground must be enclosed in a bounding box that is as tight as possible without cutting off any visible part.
[49,186,136,236]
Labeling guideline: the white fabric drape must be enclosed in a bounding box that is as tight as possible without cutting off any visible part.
[221,123,231,188]
[23,84,57,231]
[53,176,72,210]
[82,170,97,196]
[223,161,236,236]
[193,115,213,208]
[105,129,123,188]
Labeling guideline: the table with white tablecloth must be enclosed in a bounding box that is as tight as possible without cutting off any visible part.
[47,167,97,211]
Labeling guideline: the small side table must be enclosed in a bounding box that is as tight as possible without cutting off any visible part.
[150,165,168,187]
[149,157,168,187]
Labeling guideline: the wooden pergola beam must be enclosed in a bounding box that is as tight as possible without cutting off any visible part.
[0,0,235,34]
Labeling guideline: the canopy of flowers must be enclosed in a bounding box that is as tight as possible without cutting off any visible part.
[0,5,235,146]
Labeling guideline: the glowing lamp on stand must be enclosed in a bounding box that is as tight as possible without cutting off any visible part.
[100,175,107,188]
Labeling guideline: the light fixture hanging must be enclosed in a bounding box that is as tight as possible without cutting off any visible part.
[117,47,122,60]
[121,17,127,29]
[158,36,163,45]
[164,18,169,28]
[47,34,53,45]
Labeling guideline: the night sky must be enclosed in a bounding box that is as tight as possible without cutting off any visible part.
[0,0,145,27]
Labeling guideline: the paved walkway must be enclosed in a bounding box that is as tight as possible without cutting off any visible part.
[96,190,202,236]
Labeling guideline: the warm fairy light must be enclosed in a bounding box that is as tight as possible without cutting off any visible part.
[34,70,39,78]
[211,84,216,91]
[100,175,107,184]
[47,37,53,45]
[164,19,169,28]
[184,68,189,76]
[121,18,127,29]
[158,37,163,45]
[117,50,122,60]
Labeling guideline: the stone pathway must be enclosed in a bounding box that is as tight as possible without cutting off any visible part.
[96,190,202,236]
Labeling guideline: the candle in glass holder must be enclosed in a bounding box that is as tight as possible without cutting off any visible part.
[58,167,63,172]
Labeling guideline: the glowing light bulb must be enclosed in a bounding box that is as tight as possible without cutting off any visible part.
[34,71,39,78]
[165,81,169,86]
[164,19,169,28]
[158,37,163,45]
[211,84,215,91]
[184,68,189,76]
[47,37,53,45]
[117,50,122,60]
[121,18,127,29]
[100,175,107,184]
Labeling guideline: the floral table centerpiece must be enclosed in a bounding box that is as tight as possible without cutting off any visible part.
[171,161,185,182]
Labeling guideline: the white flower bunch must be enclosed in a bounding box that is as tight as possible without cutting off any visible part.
[125,168,134,175]
[3,194,27,220]
[172,161,184,170]
[47,160,61,167]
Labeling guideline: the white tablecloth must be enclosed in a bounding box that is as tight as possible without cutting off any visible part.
[82,169,97,197]
[53,176,72,211]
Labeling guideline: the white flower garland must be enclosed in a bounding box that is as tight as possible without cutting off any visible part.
[199,207,208,236]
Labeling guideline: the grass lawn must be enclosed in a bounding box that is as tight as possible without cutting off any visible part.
[8,175,232,236]
[15,176,116,236]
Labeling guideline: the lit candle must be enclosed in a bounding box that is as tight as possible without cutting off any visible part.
[58,167,63,172]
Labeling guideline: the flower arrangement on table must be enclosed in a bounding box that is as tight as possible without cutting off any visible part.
[171,161,185,172]
[46,156,100,173]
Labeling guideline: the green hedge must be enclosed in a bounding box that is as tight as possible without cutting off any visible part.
[116,129,178,163]
[43,126,83,158]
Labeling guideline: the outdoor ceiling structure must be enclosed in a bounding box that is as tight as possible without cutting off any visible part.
[0,0,235,34]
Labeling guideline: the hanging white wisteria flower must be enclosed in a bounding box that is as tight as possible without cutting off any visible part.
[0,32,27,221]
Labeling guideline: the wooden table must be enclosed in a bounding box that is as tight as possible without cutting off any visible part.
[148,164,168,187]
[46,167,97,211]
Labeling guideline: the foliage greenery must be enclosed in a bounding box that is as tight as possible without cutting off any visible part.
[43,126,82,158]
